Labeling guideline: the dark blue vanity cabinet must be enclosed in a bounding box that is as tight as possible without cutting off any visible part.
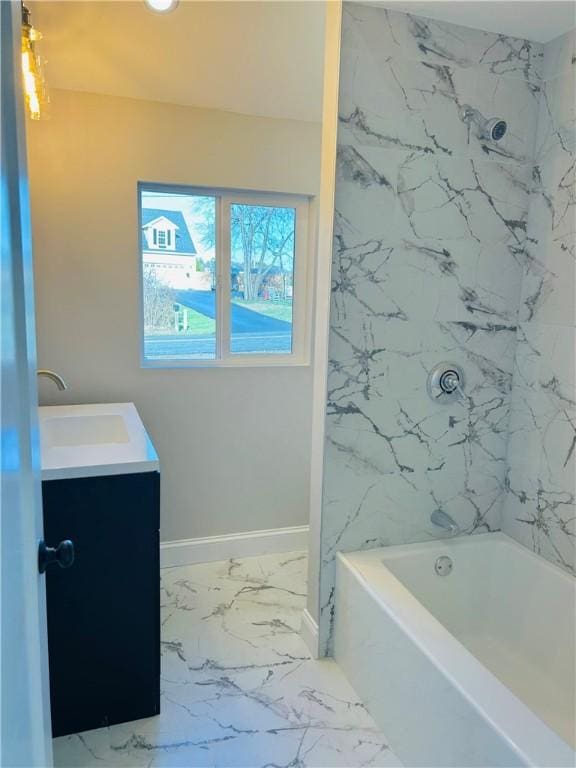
[42,471,160,737]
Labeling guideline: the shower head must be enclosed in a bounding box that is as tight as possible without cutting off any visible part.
[461,105,507,142]
[485,117,507,142]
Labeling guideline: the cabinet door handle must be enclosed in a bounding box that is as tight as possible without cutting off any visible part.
[38,539,75,574]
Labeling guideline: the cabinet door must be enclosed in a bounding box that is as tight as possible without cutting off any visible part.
[43,472,160,736]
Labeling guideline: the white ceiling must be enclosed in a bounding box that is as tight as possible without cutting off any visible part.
[29,1,326,123]
[29,0,575,124]
[380,0,576,43]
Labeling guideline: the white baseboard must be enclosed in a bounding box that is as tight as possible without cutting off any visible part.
[300,608,320,659]
[160,525,309,569]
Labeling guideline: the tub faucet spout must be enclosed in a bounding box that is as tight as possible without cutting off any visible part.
[431,509,459,536]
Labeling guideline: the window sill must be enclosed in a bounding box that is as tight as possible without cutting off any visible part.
[140,356,311,370]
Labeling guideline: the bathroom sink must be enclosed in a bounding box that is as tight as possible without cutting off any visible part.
[38,403,159,481]
[42,414,130,448]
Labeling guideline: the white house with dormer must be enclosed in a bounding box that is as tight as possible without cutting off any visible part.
[141,208,210,290]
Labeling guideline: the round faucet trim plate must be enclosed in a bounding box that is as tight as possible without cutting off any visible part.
[427,362,465,404]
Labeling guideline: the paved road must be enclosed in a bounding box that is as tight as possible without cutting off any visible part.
[175,290,292,334]
[145,332,292,359]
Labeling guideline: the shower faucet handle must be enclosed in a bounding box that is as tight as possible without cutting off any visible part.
[427,363,465,404]
[439,370,463,397]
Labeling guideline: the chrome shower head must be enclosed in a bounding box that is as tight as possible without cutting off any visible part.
[461,105,507,142]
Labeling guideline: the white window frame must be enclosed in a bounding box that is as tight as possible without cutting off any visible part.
[138,182,313,368]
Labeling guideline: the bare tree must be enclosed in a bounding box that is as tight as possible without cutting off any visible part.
[195,199,295,301]
[231,205,295,300]
[143,266,175,331]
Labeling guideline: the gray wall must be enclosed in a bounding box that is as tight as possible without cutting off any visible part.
[29,88,321,542]
[319,3,545,652]
[502,30,576,574]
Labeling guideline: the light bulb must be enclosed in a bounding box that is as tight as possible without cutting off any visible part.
[144,0,179,13]
[22,31,43,119]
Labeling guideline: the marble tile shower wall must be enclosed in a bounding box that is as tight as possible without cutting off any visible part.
[502,29,576,575]
[320,3,544,652]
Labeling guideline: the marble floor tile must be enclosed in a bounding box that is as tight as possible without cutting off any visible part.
[53,552,402,768]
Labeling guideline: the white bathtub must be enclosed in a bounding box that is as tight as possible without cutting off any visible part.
[334,533,575,767]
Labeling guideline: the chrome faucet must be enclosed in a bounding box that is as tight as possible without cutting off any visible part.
[37,369,68,391]
[431,509,459,536]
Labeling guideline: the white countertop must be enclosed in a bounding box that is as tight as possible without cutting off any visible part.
[39,402,159,481]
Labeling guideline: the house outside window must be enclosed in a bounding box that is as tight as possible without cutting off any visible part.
[139,183,312,367]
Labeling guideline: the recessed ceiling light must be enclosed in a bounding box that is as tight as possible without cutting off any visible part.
[144,0,179,13]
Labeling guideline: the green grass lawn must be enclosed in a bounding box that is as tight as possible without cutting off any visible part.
[146,308,215,337]
[182,307,215,336]
[232,299,293,323]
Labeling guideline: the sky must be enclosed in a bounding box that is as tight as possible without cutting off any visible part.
[142,190,296,269]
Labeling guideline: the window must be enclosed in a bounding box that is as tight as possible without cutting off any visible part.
[138,183,311,367]
[149,223,172,250]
